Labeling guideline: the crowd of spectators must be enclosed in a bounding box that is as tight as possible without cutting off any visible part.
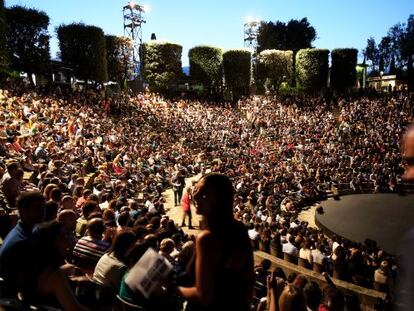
[0,83,412,310]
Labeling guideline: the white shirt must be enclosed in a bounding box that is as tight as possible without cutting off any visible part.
[248,228,259,241]
[93,253,127,292]
[282,242,298,256]
[299,248,313,263]
[311,249,327,265]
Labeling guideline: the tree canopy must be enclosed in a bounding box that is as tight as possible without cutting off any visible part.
[364,15,414,77]
[105,35,134,86]
[223,49,252,95]
[295,48,329,92]
[257,18,316,54]
[257,49,293,92]
[188,45,223,89]
[6,5,50,82]
[57,23,108,83]
[330,48,358,91]
[141,41,182,91]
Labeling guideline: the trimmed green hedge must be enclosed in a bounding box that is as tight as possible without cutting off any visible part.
[189,45,222,88]
[330,48,358,91]
[258,49,293,91]
[141,41,182,91]
[57,23,108,83]
[223,49,252,95]
[296,48,329,92]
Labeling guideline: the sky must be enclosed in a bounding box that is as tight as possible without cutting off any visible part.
[5,0,414,66]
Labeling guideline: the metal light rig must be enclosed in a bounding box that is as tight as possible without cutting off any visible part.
[244,17,261,83]
[123,1,147,77]
[244,17,261,54]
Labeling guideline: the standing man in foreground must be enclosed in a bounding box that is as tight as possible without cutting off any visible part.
[0,191,45,298]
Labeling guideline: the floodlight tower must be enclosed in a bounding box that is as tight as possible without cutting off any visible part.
[244,17,261,53]
[244,17,261,83]
[123,1,148,76]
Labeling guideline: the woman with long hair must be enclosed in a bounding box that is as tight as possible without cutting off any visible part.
[178,173,254,311]
[23,220,88,310]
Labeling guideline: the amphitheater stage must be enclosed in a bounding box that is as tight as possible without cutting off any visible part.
[315,193,414,255]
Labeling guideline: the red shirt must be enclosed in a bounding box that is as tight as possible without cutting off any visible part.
[181,192,191,212]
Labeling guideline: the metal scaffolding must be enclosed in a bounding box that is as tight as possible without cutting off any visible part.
[123,1,146,76]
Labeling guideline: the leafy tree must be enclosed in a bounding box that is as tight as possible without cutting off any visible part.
[404,15,414,90]
[257,18,316,54]
[330,48,358,91]
[378,36,392,73]
[223,49,252,95]
[188,45,223,92]
[402,15,414,63]
[105,35,134,86]
[6,6,50,84]
[141,41,182,91]
[295,48,329,92]
[57,23,108,83]
[363,37,379,74]
[285,18,317,53]
[366,15,414,89]
[387,23,406,70]
[257,21,286,53]
[257,49,293,91]
[0,0,8,72]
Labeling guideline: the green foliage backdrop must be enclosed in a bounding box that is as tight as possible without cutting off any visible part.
[105,35,134,86]
[57,23,108,83]
[330,48,358,91]
[296,48,329,92]
[6,6,50,82]
[257,49,293,91]
[223,49,252,95]
[141,41,182,91]
[188,45,223,90]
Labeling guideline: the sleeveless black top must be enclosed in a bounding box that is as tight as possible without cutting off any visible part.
[185,220,254,311]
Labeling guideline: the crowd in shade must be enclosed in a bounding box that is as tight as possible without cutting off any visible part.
[0,82,412,310]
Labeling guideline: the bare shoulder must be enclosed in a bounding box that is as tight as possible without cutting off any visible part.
[196,230,219,249]
[38,268,66,294]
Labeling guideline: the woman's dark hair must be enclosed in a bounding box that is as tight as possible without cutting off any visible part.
[50,187,63,202]
[125,240,150,268]
[201,173,234,230]
[103,208,115,222]
[73,185,83,198]
[31,220,66,269]
[278,284,306,311]
[118,211,131,227]
[274,267,286,280]
[303,281,322,310]
[260,259,271,271]
[323,286,345,311]
[24,220,66,304]
[110,229,136,263]
[144,233,158,250]
[44,201,59,221]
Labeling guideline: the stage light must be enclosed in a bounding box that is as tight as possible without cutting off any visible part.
[143,4,150,12]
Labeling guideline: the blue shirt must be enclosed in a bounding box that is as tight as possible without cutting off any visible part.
[0,220,34,298]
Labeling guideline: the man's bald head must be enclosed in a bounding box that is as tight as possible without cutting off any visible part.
[57,209,77,232]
